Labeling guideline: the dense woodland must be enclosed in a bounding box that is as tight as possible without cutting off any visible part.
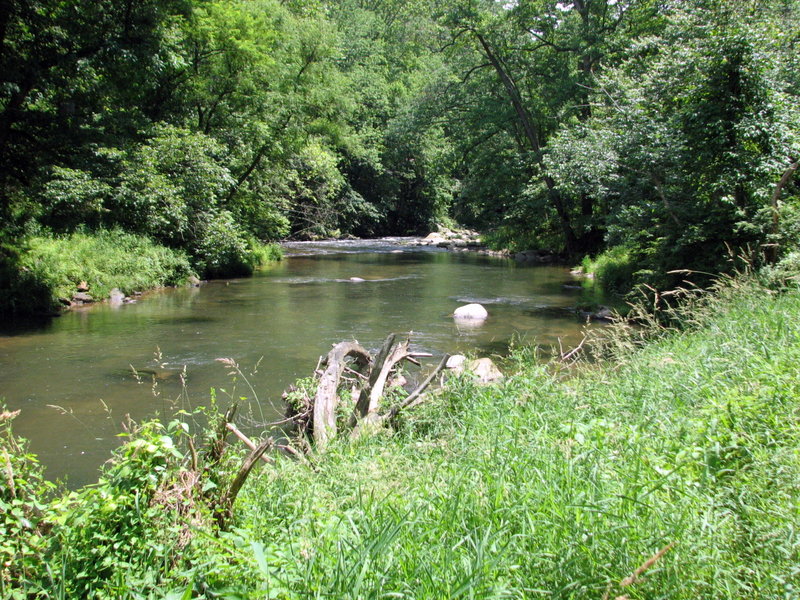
[1,0,799,312]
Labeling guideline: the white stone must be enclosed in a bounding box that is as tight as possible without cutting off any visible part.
[453,303,488,320]
[468,358,504,384]
[446,354,467,369]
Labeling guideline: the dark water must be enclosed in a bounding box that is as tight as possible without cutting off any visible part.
[0,239,608,486]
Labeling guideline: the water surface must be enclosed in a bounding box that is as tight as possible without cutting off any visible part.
[0,240,607,486]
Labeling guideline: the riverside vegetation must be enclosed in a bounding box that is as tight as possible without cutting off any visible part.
[2,268,799,598]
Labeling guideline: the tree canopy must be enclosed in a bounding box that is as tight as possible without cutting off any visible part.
[1,0,798,290]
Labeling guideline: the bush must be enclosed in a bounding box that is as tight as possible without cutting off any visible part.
[0,410,55,599]
[112,125,234,247]
[581,246,637,292]
[192,210,283,278]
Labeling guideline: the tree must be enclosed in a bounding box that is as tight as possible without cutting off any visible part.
[0,0,189,219]
[546,0,800,284]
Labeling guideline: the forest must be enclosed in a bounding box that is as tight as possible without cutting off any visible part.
[1,0,798,314]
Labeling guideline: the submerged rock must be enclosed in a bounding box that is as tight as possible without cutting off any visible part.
[578,304,615,322]
[109,288,125,306]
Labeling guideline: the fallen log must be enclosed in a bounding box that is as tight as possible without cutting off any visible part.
[304,333,451,450]
[357,336,412,419]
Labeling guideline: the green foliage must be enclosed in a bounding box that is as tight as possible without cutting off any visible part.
[192,211,281,278]
[4,0,800,301]
[48,421,191,598]
[1,230,193,315]
[0,410,55,599]
[545,1,800,285]
[113,125,235,245]
[230,276,800,598]
[37,167,113,232]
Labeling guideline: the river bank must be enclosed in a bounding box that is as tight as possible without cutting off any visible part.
[0,230,283,318]
[4,273,798,597]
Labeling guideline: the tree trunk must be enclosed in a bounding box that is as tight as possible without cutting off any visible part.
[473,32,579,253]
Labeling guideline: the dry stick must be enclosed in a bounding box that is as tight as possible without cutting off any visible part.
[386,354,450,420]
[188,437,199,473]
[344,366,369,380]
[225,422,275,464]
[276,443,307,462]
[561,335,587,362]
[620,542,675,588]
[216,436,274,529]
[262,409,312,428]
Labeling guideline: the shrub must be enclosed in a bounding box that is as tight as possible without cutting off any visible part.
[192,210,282,278]
[112,125,234,247]
[0,410,55,599]
[581,245,637,292]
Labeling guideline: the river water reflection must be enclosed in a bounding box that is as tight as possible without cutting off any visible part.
[0,239,608,486]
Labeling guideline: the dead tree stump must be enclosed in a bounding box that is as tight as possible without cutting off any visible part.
[312,341,370,449]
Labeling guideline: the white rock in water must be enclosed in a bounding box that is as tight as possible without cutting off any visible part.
[109,288,125,306]
[453,303,488,320]
[349,277,365,282]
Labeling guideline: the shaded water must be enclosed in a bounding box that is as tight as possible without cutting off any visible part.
[0,239,608,486]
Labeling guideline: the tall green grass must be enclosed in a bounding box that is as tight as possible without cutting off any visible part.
[0,230,282,315]
[1,229,194,315]
[581,246,637,292]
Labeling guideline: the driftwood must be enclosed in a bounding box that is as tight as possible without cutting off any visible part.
[216,436,274,529]
[388,353,450,417]
[226,422,275,464]
[301,333,448,449]
[312,341,370,449]
[354,335,412,421]
[199,333,449,529]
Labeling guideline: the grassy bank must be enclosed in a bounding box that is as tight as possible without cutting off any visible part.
[0,229,282,316]
[3,276,799,598]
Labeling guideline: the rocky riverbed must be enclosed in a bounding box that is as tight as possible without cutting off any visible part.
[408,228,559,263]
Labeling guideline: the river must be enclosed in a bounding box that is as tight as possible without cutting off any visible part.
[0,239,608,486]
